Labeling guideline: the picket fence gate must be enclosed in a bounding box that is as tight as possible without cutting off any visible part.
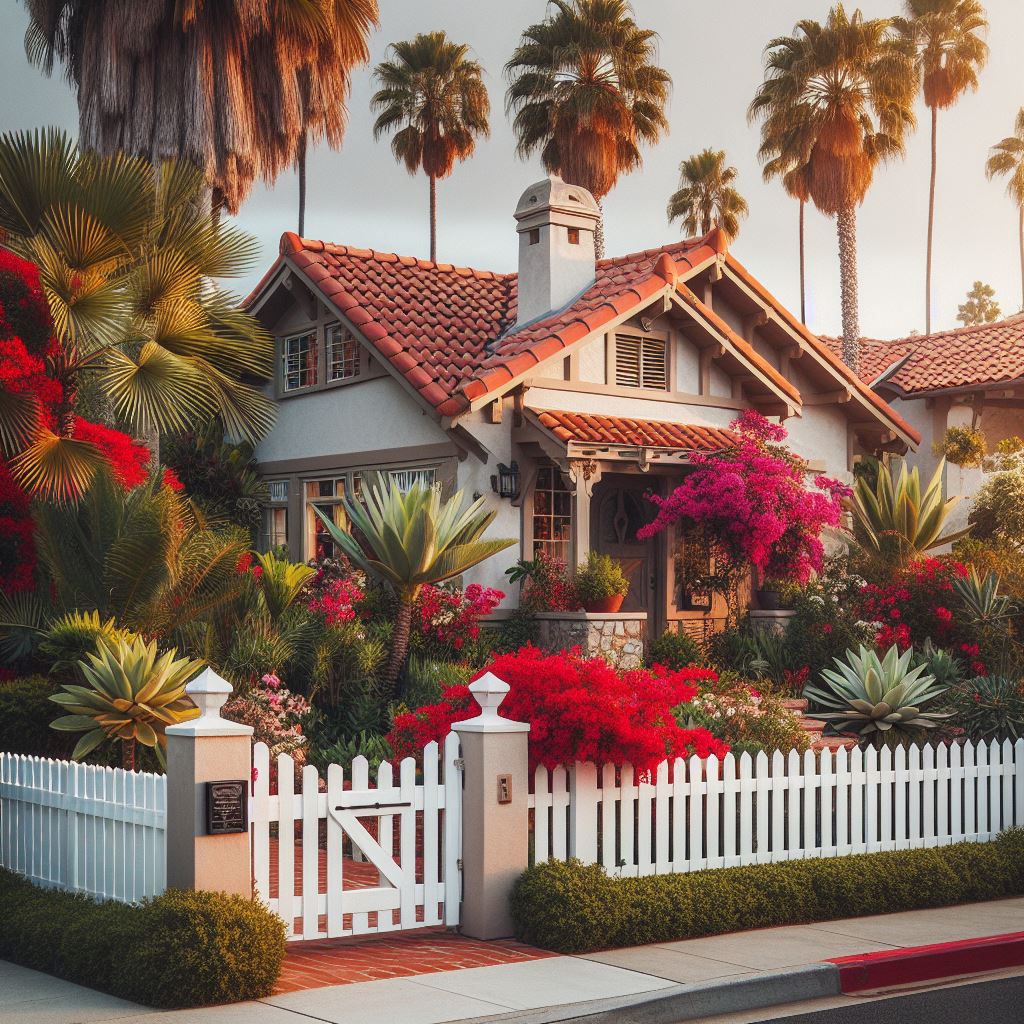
[0,752,166,901]
[250,734,462,940]
[530,739,1024,876]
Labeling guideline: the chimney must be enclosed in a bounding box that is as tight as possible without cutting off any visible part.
[513,174,600,327]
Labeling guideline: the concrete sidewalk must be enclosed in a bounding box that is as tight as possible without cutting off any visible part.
[5,897,1024,1024]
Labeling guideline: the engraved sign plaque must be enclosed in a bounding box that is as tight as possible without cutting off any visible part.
[205,780,248,835]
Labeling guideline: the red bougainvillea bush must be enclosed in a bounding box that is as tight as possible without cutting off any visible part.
[638,410,848,586]
[414,582,504,657]
[388,646,729,772]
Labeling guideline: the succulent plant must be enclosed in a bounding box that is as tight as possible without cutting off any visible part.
[805,644,951,742]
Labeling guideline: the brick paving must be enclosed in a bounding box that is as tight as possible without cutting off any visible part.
[276,929,556,993]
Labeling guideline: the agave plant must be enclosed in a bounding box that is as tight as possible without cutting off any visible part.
[315,474,514,695]
[39,610,134,673]
[50,636,202,770]
[953,567,1017,627]
[850,458,969,568]
[805,644,951,745]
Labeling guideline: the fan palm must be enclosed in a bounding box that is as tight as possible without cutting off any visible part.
[0,130,274,502]
[372,32,490,263]
[23,0,378,218]
[666,148,748,245]
[505,0,671,258]
[749,6,917,371]
[51,635,202,769]
[986,108,1024,312]
[315,475,515,695]
[896,1,988,335]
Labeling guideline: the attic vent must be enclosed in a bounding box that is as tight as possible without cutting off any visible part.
[568,194,580,202]
[615,333,668,391]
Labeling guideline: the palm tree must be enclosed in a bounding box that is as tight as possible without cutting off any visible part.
[315,475,514,697]
[749,6,918,371]
[897,1,988,336]
[0,130,274,502]
[666,148,749,245]
[371,32,491,263]
[295,1,379,235]
[505,0,671,258]
[986,108,1024,312]
[23,0,378,218]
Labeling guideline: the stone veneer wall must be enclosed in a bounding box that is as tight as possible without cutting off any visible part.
[534,612,648,671]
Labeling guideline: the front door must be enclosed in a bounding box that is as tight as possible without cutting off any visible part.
[591,476,659,622]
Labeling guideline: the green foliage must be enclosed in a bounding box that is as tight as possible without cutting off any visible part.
[491,608,541,653]
[850,458,968,569]
[309,730,393,774]
[254,551,315,622]
[667,147,749,242]
[648,630,702,670]
[913,638,965,689]
[510,831,1024,952]
[806,644,951,744]
[0,871,285,1008]
[39,610,132,673]
[709,623,789,688]
[573,552,629,603]
[680,683,811,756]
[956,281,1001,326]
[0,677,75,758]
[948,676,1024,742]
[937,425,987,468]
[970,445,1024,550]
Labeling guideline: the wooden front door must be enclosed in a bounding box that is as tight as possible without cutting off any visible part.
[591,476,659,621]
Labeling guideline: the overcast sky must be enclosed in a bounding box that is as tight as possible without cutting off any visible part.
[2,0,1023,339]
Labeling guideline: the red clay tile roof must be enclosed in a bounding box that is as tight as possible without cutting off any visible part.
[817,335,914,385]
[534,410,738,451]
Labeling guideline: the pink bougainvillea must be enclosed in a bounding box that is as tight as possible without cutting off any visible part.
[415,583,504,651]
[637,411,847,584]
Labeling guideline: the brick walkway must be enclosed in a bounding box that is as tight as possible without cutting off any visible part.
[276,929,556,993]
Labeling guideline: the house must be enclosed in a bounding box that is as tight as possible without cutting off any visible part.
[844,317,1024,533]
[245,175,919,646]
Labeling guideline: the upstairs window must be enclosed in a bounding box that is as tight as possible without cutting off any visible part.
[615,333,668,391]
[283,332,317,391]
[327,323,360,382]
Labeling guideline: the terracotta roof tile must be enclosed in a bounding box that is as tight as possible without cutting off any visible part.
[534,410,738,452]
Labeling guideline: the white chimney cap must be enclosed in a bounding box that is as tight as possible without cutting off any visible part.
[514,173,600,230]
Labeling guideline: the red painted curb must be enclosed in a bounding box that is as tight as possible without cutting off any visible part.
[828,931,1024,992]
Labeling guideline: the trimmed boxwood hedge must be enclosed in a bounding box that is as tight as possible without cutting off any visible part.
[510,829,1024,953]
[0,870,286,1008]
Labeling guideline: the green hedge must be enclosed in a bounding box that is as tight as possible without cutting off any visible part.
[0,676,76,759]
[510,830,1024,953]
[0,870,286,1007]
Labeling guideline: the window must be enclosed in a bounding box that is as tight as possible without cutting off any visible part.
[305,478,348,560]
[390,468,435,494]
[261,480,289,552]
[614,333,668,390]
[528,228,540,245]
[532,465,572,565]
[567,227,580,245]
[327,323,360,382]
[268,480,289,503]
[283,332,318,391]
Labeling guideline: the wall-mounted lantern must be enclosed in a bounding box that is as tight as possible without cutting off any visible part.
[491,461,520,500]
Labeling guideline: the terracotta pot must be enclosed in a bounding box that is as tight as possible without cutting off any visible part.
[583,593,625,613]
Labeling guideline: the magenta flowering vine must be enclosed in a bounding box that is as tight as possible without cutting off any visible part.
[638,411,849,588]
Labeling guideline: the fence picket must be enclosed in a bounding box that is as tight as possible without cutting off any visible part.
[422,742,441,926]
[443,732,462,926]
[276,754,296,935]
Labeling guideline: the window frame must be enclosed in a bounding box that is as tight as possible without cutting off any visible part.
[276,317,371,398]
[530,464,573,566]
[281,330,318,392]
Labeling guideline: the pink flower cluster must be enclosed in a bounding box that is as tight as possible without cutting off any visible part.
[637,412,845,583]
[308,575,366,624]
[415,583,504,650]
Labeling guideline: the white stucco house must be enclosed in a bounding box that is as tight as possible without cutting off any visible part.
[245,176,919,645]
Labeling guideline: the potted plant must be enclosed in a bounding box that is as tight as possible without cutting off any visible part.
[574,552,629,613]
[754,578,785,610]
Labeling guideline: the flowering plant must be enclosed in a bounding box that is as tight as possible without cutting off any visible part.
[638,411,847,587]
[223,672,311,765]
[413,582,504,656]
[308,574,367,625]
[388,646,728,772]
[508,550,580,612]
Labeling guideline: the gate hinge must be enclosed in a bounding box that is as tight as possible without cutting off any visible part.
[457,858,463,871]
[453,757,465,771]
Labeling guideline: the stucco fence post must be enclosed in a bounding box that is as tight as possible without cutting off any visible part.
[165,669,254,898]
[453,673,531,940]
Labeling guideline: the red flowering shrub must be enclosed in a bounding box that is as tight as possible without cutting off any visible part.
[519,551,580,612]
[0,459,36,593]
[162,467,184,491]
[308,575,367,625]
[388,646,728,772]
[638,411,847,585]
[72,418,150,488]
[414,583,504,655]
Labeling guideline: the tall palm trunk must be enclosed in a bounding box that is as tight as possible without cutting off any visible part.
[428,174,437,262]
[925,104,938,336]
[595,196,605,260]
[383,598,413,697]
[837,203,860,374]
[1019,205,1024,313]
[122,737,136,772]
[798,199,806,324]
[297,132,308,237]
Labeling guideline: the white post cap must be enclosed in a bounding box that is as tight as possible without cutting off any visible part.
[453,672,530,734]
[165,666,253,738]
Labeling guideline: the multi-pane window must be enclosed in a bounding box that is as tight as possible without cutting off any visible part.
[262,480,289,553]
[327,323,360,382]
[615,333,668,390]
[532,465,572,565]
[283,332,318,391]
[390,468,435,493]
[305,478,348,561]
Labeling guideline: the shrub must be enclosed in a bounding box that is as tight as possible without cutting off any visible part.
[508,551,580,613]
[573,552,629,603]
[648,630,702,670]
[937,425,987,468]
[492,608,541,653]
[510,830,1024,952]
[0,676,75,758]
[948,676,1024,742]
[412,582,504,662]
[0,871,286,1007]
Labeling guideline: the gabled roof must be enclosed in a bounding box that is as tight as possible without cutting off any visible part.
[533,410,738,452]
[824,315,1024,396]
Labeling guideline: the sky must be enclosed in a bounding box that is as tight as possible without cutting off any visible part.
[1,0,1023,340]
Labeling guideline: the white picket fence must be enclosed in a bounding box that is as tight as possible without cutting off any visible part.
[0,753,166,901]
[251,735,462,940]
[530,739,1024,876]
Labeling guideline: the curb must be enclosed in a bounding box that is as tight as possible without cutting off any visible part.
[829,931,1024,992]
[459,965,841,1024]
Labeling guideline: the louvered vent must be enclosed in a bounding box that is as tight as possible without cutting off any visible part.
[615,334,668,390]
